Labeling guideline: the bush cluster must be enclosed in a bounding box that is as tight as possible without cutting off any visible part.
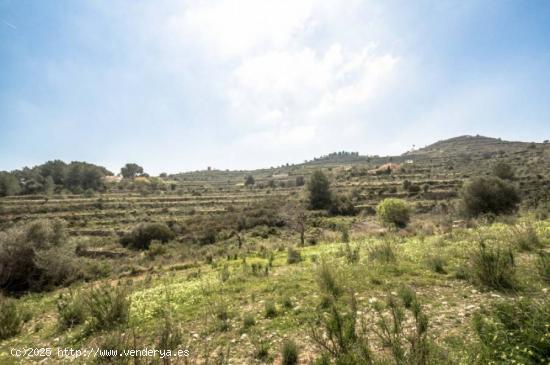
[287,247,302,264]
[328,194,356,216]
[492,161,515,180]
[120,223,175,250]
[473,298,550,364]
[0,296,22,340]
[1,160,111,196]
[311,270,434,365]
[0,219,80,294]
[460,176,520,217]
[377,198,410,228]
[86,284,131,333]
[55,284,131,334]
[368,240,396,263]
[537,251,550,282]
[56,291,87,330]
[470,238,516,290]
[308,170,357,216]
[281,339,299,365]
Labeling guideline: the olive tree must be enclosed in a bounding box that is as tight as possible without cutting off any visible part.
[460,176,520,217]
[308,170,332,209]
[120,163,144,179]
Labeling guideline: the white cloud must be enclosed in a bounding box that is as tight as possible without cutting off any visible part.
[85,0,402,165]
[163,0,400,150]
[229,45,398,148]
[171,0,316,57]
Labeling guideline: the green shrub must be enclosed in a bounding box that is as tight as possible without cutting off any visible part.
[470,238,516,290]
[157,315,182,352]
[372,293,430,364]
[308,170,332,209]
[83,189,96,198]
[120,223,175,250]
[460,176,520,217]
[219,264,230,282]
[264,301,277,318]
[253,338,270,361]
[343,243,360,264]
[287,247,302,264]
[215,303,229,322]
[281,339,299,365]
[316,260,342,299]
[282,296,293,309]
[86,284,130,333]
[198,227,217,245]
[537,251,550,283]
[534,201,550,220]
[510,224,541,251]
[492,161,515,180]
[328,194,356,216]
[310,294,369,364]
[0,219,79,294]
[454,265,469,280]
[0,171,21,197]
[156,295,182,353]
[397,284,417,309]
[368,241,396,263]
[146,241,168,258]
[57,291,87,330]
[426,255,447,274]
[341,226,350,243]
[83,260,112,280]
[243,312,256,329]
[310,290,433,365]
[473,298,550,364]
[94,331,131,364]
[377,198,410,228]
[0,296,22,340]
[244,175,255,186]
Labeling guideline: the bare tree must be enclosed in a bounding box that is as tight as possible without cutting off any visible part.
[231,230,243,248]
[282,202,308,246]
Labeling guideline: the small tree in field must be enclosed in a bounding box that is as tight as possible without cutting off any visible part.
[460,176,520,217]
[308,170,332,209]
[244,175,255,187]
[0,172,21,197]
[120,223,174,250]
[282,202,308,246]
[377,198,410,228]
[120,163,144,179]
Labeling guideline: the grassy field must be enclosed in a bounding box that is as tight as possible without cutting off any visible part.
[1,216,549,364]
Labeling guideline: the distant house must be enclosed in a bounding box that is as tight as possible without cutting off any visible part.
[367,163,401,175]
[103,175,123,183]
[405,160,414,164]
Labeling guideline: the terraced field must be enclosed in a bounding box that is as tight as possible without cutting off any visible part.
[3,136,549,239]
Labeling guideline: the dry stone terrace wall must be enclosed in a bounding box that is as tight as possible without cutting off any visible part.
[0,176,461,238]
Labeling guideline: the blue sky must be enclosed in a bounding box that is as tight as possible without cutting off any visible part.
[1,0,549,175]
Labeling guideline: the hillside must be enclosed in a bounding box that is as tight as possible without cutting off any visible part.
[405,135,538,157]
[0,135,549,364]
[1,135,549,236]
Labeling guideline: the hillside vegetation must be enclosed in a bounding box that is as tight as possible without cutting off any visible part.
[0,135,549,364]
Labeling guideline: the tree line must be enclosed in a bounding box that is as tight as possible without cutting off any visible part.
[0,160,112,196]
